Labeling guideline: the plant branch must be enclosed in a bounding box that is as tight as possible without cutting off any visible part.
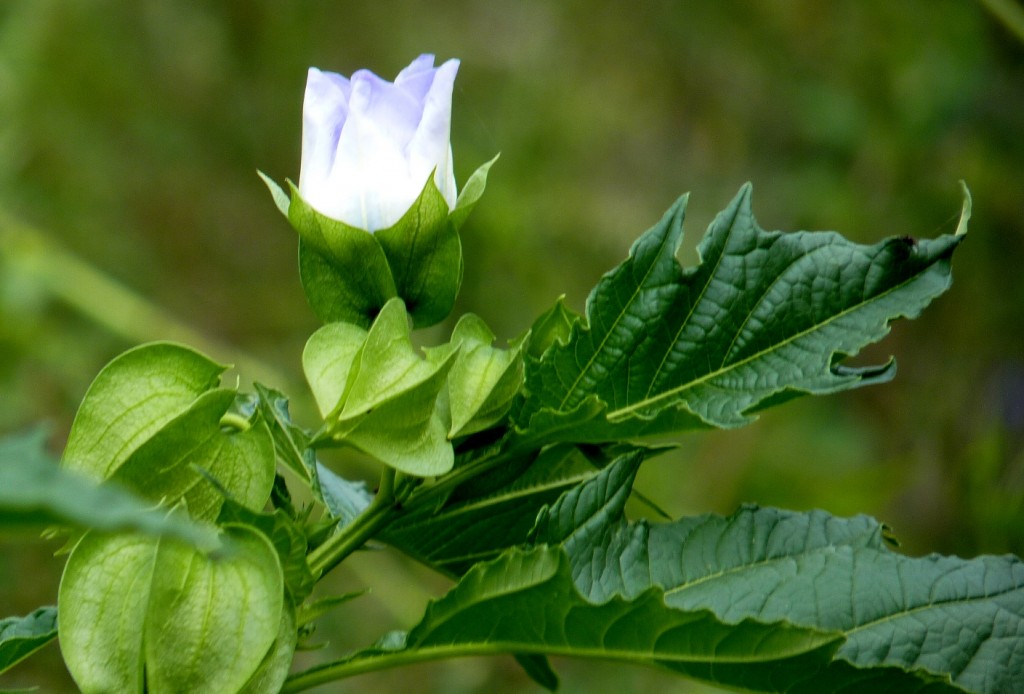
[307,467,397,577]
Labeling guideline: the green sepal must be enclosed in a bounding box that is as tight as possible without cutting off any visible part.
[288,181,397,328]
[374,175,462,328]
[449,154,499,231]
[444,313,525,438]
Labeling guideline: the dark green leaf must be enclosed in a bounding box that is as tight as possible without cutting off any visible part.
[537,455,1022,693]
[282,546,841,692]
[517,185,969,441]
[0,607,57,677]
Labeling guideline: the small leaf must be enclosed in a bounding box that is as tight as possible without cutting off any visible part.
[0,607,57,677]
[517,185,968,441]
[526,295,581,360]
[59,526,283,693]
[0,429,219,551]
[253,384,317,483]
[314,462,372,528]
[62,342,226,481]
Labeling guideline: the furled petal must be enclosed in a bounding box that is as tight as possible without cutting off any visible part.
[298,55,459,231]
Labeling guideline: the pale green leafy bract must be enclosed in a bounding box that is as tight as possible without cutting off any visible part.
[61,342,226,480]
[306,298,456,476]
[59,525,284,694]
[515,184,970,441]
[443,313,524,438]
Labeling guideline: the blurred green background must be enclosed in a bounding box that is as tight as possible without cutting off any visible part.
[2,1,1022,691]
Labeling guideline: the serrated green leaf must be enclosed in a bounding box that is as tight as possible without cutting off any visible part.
[282,546,842,692]
[0,607,57,677]
[382,444,600,576]
[0,429,220,551]
[61,342,226,481]
[445,314,524,438]
[59,525,283,694]
[289,182,397,328]
[110,389,276,522]
[449,154,499,231]
[536,456,1023,693]
[375,176,462,328]
[517,185,967,442]
[301,322,368,418]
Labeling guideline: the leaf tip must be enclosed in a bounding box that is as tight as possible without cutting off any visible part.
[955,180,971,238]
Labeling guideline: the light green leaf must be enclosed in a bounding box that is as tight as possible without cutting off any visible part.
[59,526,283,694]
[112,389,276,521]
[0,429,219,551]
[0,607,57,677]
[282,545,841,692]
[449,154,499,231]
[301,322,368,418]
[445,314,524,438]
[289,182,397,328]
[536,456,1024,693]
[62,342,226,481]
[375,176,462,328]
[516,185,968,441]
[322,298,456,476]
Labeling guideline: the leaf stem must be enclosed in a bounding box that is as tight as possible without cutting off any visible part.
[307,467,397,577]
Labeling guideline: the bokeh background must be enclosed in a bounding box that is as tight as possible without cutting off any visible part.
[2,1,1022,692]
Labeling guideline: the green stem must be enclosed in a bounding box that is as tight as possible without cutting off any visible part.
[282,645,524,692]
[219,412,251,432]
[307,467,397,577]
